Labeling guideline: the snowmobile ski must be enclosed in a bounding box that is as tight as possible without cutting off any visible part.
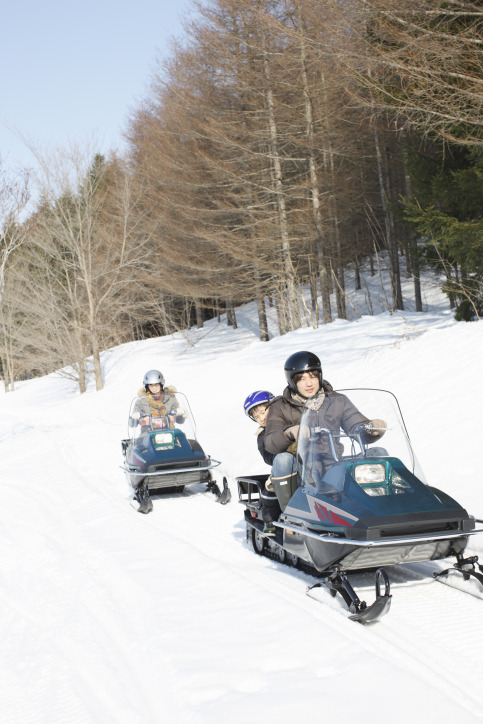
[135,482,153,514]
[307,568,392,624]
[208,476,232,505]
[433,552,483,591]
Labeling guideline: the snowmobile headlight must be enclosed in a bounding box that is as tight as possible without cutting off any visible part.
[362,486,387,497]
[353,463,386,485]
[154,432,174,448]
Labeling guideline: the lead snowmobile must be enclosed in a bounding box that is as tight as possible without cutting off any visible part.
[237,389,483,623]
[122,391,231,513]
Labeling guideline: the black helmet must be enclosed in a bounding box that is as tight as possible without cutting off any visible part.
[284,351,322,392]
[143,369,165,390]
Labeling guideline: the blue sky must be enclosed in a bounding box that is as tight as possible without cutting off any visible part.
[0,0,193,174]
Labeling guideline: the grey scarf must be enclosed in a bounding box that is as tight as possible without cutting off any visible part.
[291,389,325,411]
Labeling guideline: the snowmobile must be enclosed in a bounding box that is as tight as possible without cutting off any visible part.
[122,391,231,513]
[237,389,483,623]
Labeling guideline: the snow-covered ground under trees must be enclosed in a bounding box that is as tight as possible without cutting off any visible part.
[1,269,483,723]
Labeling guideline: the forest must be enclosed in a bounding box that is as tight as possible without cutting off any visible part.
[1,0,482,392]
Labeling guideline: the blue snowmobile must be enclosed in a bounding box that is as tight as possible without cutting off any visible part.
[122,391,230,513]
[237,389,483,623]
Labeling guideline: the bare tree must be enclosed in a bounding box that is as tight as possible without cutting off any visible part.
[0,164,30,391]
[125,0,425,337]
[342,0,483,146]
[20,146,162,392]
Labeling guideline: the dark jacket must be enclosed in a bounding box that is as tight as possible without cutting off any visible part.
[264,381,370,456]
[256,427,275,466]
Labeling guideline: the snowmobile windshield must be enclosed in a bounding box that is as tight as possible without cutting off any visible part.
[127,391,197,442]
[297,388,425,495]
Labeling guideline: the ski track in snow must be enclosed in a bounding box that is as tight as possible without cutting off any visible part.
[143,491,483,722]
[2,271,483,723]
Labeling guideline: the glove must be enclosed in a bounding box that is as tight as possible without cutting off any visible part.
[285,425,299,442]
[265,477,274,492]
[176,408,187,423]
[367,419,387,438]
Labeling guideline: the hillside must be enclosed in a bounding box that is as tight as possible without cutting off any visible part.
[1,271,483,724]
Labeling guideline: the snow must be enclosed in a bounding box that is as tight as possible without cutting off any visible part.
[2,268,483,723]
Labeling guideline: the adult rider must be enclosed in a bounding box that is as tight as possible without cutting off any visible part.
[264,351,386,510]
[134,369,185,429]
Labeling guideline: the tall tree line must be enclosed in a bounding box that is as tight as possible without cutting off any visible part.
[1,0,481,392]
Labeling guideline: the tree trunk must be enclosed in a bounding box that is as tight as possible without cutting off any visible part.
[227,300,237,328]
[295,0,331,324]
[195,301,204,329]
[402,163,423,311]
[319,65,346,320]
[92,335,103,391]
[76,361,87,394]
[355,254,361,291]
[372,113,403,310]
[261,31,301,332]
[334,261,346,319]
[257,294,269,341]
[254,265,269,341]
[308,255,319,324]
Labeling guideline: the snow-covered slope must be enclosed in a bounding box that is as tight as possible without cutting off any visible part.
[2,272,483,723]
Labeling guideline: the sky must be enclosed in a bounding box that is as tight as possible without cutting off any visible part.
[1,263,483,723]
[0,0,194,175]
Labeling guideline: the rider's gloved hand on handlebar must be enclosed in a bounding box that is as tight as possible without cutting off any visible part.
[175,408,187,423]
[366,419,387,438]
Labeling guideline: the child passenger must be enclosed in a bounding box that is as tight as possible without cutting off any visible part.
[243,390,281,537]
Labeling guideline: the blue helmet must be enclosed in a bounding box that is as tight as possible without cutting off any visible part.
[243,390,274,419]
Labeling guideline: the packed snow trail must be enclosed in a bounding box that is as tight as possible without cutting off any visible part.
[1,285,483,723]
[143,488,483,721]
[3,419,483,723]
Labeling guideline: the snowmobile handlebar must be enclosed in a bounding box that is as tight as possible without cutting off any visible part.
[308,425,388,462]
[309,426,369,461]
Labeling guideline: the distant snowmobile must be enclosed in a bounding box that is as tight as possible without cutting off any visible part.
[237,389,483,623]
[122,391,230,513]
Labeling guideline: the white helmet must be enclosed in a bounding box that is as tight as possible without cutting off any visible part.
[143,369,165,390]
